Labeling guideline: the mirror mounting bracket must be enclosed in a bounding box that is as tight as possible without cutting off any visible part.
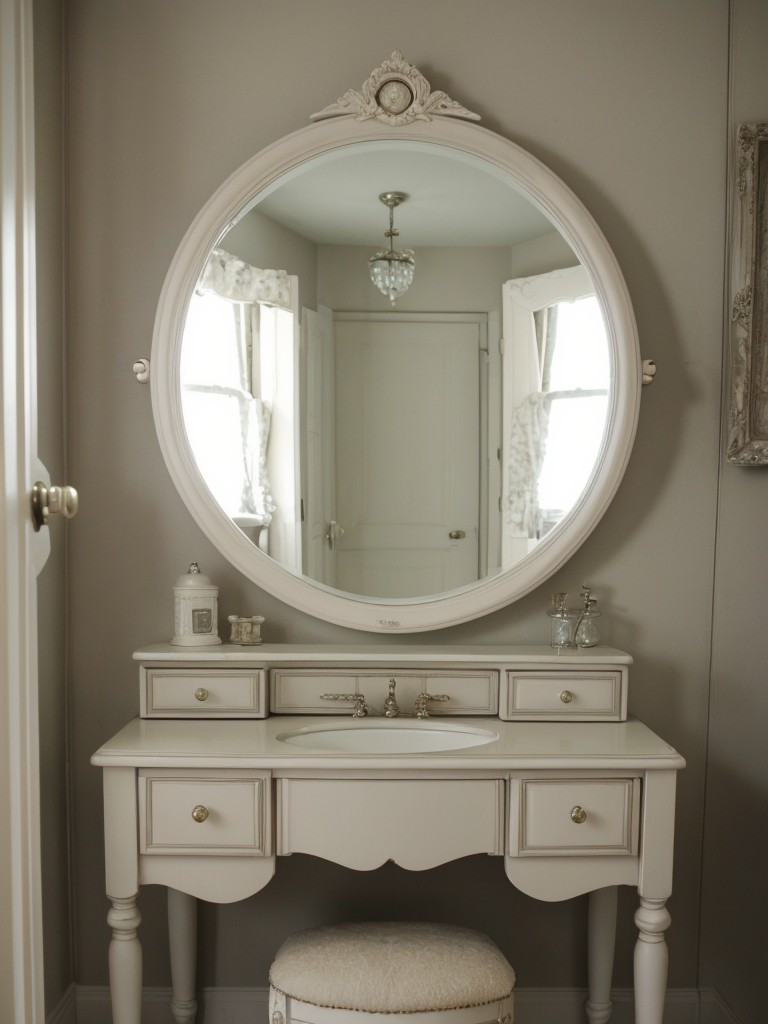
[132,358,150,384]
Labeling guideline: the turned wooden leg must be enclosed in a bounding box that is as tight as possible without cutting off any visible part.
[168,888,198,1024]
[586,886,617,1024]
[107,895,142,1024]
[633,897,671,1024]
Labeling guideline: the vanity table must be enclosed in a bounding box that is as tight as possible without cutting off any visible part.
[93,644,684,1024]
[105,49,682,1024]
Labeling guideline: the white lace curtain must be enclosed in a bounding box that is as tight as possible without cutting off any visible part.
[198,247,292,309]
[240,397,277,525]
[506,392,550,536]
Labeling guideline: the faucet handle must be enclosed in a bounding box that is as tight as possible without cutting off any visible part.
[320,693,369,718]
[413,692,450,719]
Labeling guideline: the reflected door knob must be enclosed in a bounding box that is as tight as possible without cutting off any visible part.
[448,530,466,540]
[31,482,78,532]
[326,520,345,550]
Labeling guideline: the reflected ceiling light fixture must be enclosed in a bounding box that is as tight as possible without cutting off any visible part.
[368,191,415,305]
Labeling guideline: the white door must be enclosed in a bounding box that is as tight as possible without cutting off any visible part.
[1,1,55,1018]
[333,316,482,599]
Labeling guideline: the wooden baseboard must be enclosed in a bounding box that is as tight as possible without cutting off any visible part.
[73,984,717,1024]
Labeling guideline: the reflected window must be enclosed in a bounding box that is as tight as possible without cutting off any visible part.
[180,291,277,525]
[502,268,610,565]
[537,296,609,525]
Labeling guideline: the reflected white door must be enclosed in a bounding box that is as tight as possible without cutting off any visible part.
[303,305,337,587]
[334,316,481,599]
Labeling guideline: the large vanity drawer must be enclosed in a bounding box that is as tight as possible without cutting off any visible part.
[278,777,504,868]
[140,668,267,718]
[271,669,498,715]
[508,776,640,857]
[139,769,272,856]
[501,671,627,721]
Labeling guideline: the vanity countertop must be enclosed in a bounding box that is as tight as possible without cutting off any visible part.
[92,715,683,772]
[133,642,634,666]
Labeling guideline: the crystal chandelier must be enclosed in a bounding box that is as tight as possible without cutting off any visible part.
[368,191,415,305]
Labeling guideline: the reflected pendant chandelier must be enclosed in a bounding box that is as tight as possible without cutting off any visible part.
[368,191,415,305]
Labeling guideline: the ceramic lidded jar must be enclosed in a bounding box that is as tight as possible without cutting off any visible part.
[171,562,222,646]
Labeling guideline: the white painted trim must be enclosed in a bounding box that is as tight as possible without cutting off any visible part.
[75,985,709,1024]
[0,1,47,1022]
[46,983,76,1024]
[151,110,641,633]
[699,987,742,1024]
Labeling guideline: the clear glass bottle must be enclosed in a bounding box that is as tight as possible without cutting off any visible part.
[549,593,573,648]
[574,586,601,648]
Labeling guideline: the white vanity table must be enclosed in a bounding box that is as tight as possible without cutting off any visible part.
[93,643,684,1024]
[109,50,682,1024]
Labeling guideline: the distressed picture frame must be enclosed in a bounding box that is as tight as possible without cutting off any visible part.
[728,122,768,464]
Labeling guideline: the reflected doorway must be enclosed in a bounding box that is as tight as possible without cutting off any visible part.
[305,313,489,599]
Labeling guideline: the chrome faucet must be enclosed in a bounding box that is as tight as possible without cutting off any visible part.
[413,692,450,719]
[383,678,400,717]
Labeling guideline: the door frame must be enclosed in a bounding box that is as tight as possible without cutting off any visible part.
[0,0,47,1019]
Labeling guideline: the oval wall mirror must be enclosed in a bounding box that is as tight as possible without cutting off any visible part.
[151,53,641,633]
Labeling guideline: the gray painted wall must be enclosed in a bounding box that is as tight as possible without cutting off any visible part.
[57,0,761,1018]
[700,1,768,1020]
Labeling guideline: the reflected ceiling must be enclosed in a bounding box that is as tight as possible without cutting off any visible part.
[254,145,555,247]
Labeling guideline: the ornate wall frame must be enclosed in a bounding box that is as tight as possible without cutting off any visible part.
[728,122,768,465]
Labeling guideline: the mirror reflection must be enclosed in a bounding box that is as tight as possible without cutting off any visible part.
[179,142,610,601]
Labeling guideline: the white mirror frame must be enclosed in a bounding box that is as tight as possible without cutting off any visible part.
[151,106,641,633]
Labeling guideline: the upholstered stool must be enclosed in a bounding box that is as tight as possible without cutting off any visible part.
[268,922,515,1024]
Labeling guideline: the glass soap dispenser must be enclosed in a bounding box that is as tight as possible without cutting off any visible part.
[574,584,601,648]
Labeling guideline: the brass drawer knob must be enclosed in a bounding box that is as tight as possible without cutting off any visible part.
[194,687,209,702]
[191,805,209,823]
[559,690,574,704]
[570,805,587,824]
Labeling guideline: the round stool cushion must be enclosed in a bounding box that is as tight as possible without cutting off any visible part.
[269,921,516,1013]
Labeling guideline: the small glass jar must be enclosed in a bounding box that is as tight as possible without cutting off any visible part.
[549,593,574,648]
[575,598,601,648]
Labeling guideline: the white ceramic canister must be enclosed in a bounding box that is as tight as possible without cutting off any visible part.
[171,562,222,646]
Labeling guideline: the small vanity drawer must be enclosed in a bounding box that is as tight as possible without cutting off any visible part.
[271,669,498,715]
[139,769,271,856]
[509,777,640,857]
[502,671,626,721]
[141,668,267,718]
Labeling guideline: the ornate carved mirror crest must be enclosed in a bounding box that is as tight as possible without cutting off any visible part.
[310,50,480,126]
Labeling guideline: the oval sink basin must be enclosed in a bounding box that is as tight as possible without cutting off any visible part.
[276,721,498,754]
